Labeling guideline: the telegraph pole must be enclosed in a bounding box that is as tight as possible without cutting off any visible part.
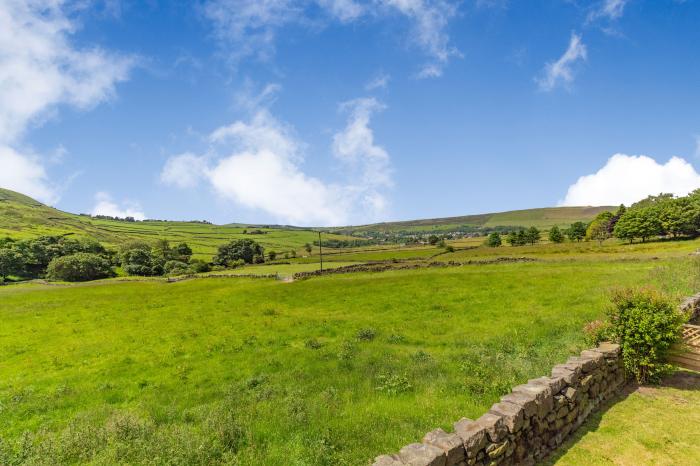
[318,231,323,272]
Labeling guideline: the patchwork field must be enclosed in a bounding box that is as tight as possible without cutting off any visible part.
[1,251,697,464]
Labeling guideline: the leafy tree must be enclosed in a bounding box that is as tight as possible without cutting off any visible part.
[586,211,614,245]
[120,241,163,276]
[164,260,190,276]
[304,243,313,254]
[525,227,541,245]
[566,222,587,242]
[46,253,115,282]
[486,232,502,247]
[506,231,519,246]
[174,243,193,262]
[268,250,277,261]
[213,239,265,266]
[548,226,564,243]
[0,248,23,280]
[613,207,662,243]
[152,239,173,260]
[428,235,440,245]
[188,259,211,273]
[516,229,526,246]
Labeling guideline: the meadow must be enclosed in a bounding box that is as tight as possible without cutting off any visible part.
[1,250,698,465]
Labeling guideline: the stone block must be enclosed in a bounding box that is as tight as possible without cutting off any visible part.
[454,418,488,457]
[489,402,524,433]
[399,443,446,466]
[476,413,508,443]
[512,382,553,419]
[423,428,466,465]
[500,392,537,419]
[580,350,605,369]
[374,454,405,466]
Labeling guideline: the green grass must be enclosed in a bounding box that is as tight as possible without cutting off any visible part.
[548,372,700,466]
[1,257,695,465]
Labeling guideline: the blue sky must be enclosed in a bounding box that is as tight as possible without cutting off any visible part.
[2,0,700,226]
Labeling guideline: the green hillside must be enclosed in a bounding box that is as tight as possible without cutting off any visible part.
[0,188,350,259]
[332,205,614,234]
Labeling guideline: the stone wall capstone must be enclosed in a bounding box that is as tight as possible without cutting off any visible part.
[372,342,625,466]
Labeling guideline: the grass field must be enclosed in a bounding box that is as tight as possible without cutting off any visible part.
[1,254,697,465]
[548,371,700,465]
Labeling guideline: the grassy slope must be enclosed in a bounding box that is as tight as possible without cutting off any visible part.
[548,372,700,465]
[0,188,352,259]
[0,252,696,464]
[337,206,614,233]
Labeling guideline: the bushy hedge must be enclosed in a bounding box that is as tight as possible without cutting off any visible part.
[46,253,115,282]
[591,287,687,383]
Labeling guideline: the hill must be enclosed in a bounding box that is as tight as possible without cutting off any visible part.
[330,206,614,235]
[0,188,350,259]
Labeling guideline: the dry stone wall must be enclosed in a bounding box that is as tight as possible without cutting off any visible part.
[372,342,625,466]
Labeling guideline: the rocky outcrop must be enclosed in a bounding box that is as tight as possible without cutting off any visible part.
[372,343,625,466]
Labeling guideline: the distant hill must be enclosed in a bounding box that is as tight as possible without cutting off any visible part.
[0,187,613,252]
[330,206,614,235]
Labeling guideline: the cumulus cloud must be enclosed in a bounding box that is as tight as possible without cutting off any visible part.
[560,154,700,207]
[0,146,57,203]
[0,0,134,203]
[160,93,392,226]
[203,0,460,76]
[160,153,209,189]
[537,32,587,91]
[91,192,146,220]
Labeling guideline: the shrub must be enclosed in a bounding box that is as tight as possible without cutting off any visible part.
[375,373,412,395]
[46,253,115,282]
[213,239,264,266]
[164,260,189,276]
[606,287,686,383]
[355,328,376,341]
[485,232,502,247]
[188,259,211,273]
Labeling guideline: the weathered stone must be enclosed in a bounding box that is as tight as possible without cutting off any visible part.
[423,428,466,465]
[529,376,566,395]
[374,454,405,466]
[580,374,594,390]
[476,413,508,443]
[556,405,569,419]
[580,350,605,369]
[486,441,508,459]
[567,356,597,373]
[512,382,553,419]
[454,418,488,456]
[488,402,524,433]
[399,443,446,466]
[500,392,537,418]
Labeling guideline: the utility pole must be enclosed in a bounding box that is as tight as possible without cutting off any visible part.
[318,231,323,272]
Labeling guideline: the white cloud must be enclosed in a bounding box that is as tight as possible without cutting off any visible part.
[537,32,587,91]
[160,152,209,189]
[587,0,628,23]
[366,72,390,90]
[91,192,146,220]
[0,146,57,204]
[560,154,700,207]
[0,0,134,202]
[203,0,460,76]
[161,95,392,226]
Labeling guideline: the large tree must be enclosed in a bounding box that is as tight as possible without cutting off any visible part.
[213,239,265,266]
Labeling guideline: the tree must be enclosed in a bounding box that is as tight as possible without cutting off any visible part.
[566,222,587,242]
[164,260,190,276]
[268,250,277,261]
[586,211,614,245]
[46,253,115,282]
[486,232,502,247]
[525,227,540,245]
[120,241,163,276]
[174,243,193,262]
[428,235,440,245]
[548,226,564,243]
[506,231,519,246]
[613,207,663,243]
[213,239,265,266]
[304,243,313,254]
[0,248,23,280]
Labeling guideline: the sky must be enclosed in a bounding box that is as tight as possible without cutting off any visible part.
[2,0,700,226]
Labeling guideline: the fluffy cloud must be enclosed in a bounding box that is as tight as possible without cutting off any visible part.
[203,0,460,76]
[365,72,390,90]
[161,96,392,226]
[160,153,209,188]
[0,146,57,203]
[560,154,700,207]
[0,0,134,203]
[537,32,587,91]
[91,192,146,220]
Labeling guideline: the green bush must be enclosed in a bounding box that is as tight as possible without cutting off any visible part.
[606,287,686,383]
[164,260,190,276]
[46,253,115,282]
